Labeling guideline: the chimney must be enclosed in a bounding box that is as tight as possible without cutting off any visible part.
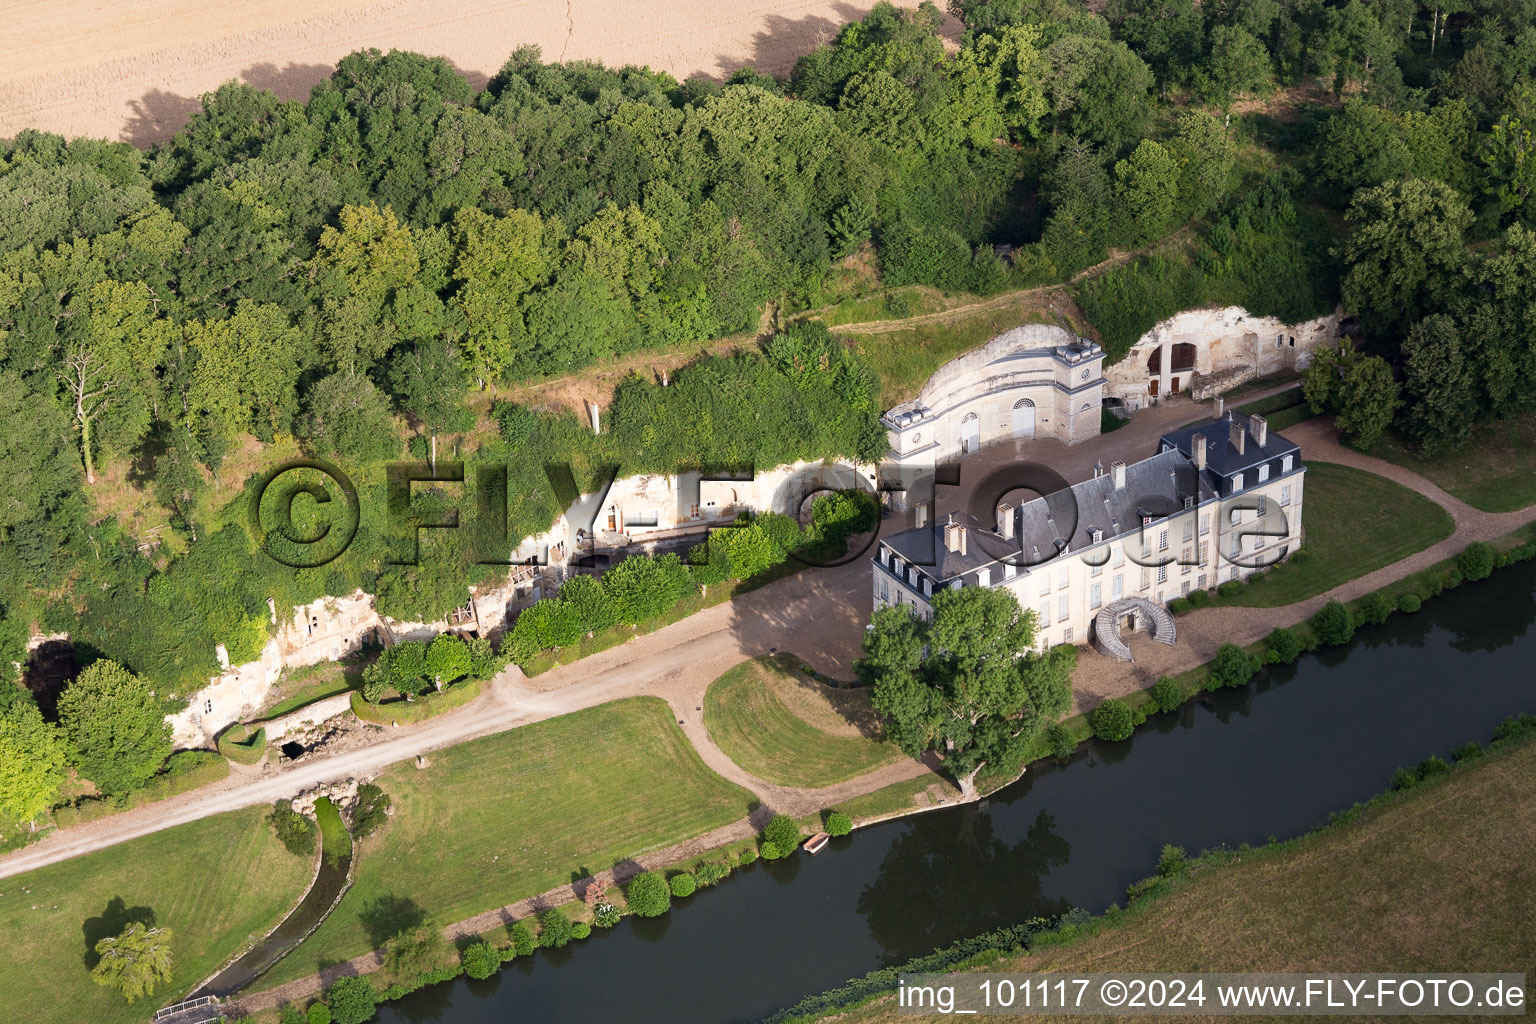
[1250,414,1268,448]
[1111,460,1127,490]
[958,526,968,555]
[996,502,1014,539]
[1229,419,1246,455]
[944,521,962,553]
[1192,432,1207,471]
[1215,396,1225,419]
[915,501,928,529]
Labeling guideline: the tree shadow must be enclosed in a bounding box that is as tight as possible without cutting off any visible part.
[358,894,427,948]
[709,4,963,82]
[82,897,155,969]
[121,89,203,147]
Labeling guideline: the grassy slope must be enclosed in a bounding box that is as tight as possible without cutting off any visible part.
[817,736,1536,1023]
[260,697,753,987]
[0,807,312,1024]
[1367,410,1536,514]
[703,656,902,788]
[1215,461,1455,608]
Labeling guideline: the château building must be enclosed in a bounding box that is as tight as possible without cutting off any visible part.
[871,410,1305,657]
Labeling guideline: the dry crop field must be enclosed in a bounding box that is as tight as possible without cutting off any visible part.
[0,0,955,144]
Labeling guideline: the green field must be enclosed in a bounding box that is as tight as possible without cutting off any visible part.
[815,735,1536,1023]
[704,656,903,788]
[1367,410,1536,513]
[0,808,312,1024]
[1213,461,1455,608]
[258,697,753,987]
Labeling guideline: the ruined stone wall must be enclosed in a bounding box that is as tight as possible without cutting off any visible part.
[1104,306,1340,411]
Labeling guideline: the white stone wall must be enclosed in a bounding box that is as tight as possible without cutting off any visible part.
[260,691,357,742]
[882,324,1105,467]
[1104,306,1340,411]
[166,637,284,747]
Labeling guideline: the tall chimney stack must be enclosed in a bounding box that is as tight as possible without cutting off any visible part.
[1250,414,1268,449]
[1229,418,1246,455]
[958,526,968,555]
[1215,396,1225,419]
[1111,460,1127,490]
[1192,432,1207,471]
[996,503,1015,540]
[915,501,928,529]
[944,521,961,553]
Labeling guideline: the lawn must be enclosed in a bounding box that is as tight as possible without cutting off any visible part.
[814,735,1536,1023]
[258,697,754,987]
[1366,410,1536,513]
[255,659,364,721]
[1212,461,1455,608]
[0,807,312,1024]
[839,302,1058,406]
[703,655,904,788]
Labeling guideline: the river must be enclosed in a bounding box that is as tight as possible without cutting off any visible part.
[375,560,1536,1024]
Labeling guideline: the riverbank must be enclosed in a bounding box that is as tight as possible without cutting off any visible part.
[233,522,1536,1021]
[773,720,1536,1023]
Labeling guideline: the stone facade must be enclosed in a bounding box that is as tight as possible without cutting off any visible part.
[872,412,1306,654]
[1103,306,1340,412]
[883,324,1105,469]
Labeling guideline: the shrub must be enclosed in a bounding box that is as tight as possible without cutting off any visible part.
[1186,589,1211,608]
[1417,754,1451,779]
[509,921,537,957]
[280,1006,305,1024]
[669,873,697,898]
[759,840,783,860]
[762,813,802,855]
[1167,597,1192,615]
[1090,698,1135,742]
[1209,643,1260,689]
[1045,723,1076,759]
[696,861,731,887]
[1444,568,1464,588]
[360,660,389,703]
[307,1004,331,1024]
[461,941,501,980]
[384,925,449,983]
[737,846,758,866]
[1452,742,1484,762]
[1149,677,1183,713]
[571,921,591,940]
[1456,541,1496,581]
[537,908,573,948]
[1311,600,1355,646]
[592,902,621,928]
[1354,592,1393,626]
[625,872,672,917]
[1289,548,1310,563]
[267,800,316,857]
[825,811,853,837]
[323,976,375,1024]
[1218,580,1243,597]
[1156,844,1189,878]
[349,783,391,840]
[1397,592,1422,613]
[1264,627,1303,665]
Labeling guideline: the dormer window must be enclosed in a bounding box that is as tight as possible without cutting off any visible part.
[1232,472,1244,493]
[1258,464,1270,482]
[1282,455,1293,473]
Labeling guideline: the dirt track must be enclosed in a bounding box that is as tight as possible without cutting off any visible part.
[0,0,955,145]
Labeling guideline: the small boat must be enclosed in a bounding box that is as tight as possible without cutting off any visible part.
[803,832,831,855]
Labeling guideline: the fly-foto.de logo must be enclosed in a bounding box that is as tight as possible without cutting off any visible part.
[249,456,1293,573]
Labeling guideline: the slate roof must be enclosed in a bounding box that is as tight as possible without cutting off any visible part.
[879,448,1211,586]
[1158,410,1300,480]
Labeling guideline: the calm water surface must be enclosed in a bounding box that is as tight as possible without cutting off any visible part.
[378,561,1536,1024]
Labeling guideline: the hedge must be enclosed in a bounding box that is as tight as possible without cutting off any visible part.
[217,725,267,765]
[350,677,484,725]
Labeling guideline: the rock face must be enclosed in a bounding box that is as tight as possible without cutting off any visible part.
[290,776,368,819]
[1103,305,1340,412]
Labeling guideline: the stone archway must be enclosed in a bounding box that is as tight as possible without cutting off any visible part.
[960,412,980,454]
[1012,398,1036,439]
[1093,597,1176,663]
